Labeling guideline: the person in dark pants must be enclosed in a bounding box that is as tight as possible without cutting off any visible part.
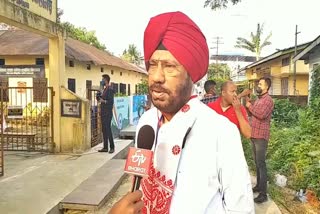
[245,77,274,203]
[97,74,115,153]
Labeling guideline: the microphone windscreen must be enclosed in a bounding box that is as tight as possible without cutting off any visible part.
[137,125,155,150]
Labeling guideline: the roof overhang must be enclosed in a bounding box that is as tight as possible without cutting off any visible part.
[293,35,320,62]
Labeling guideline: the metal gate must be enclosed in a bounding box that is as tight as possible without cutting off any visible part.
[0,86,54,153]
[87,89,102,147]
[0,130,3,176]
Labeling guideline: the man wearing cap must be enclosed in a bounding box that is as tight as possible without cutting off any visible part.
[132,11,255,214]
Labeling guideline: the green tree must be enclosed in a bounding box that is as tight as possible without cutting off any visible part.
[207,63,231,80]
[235,23,272,60]
[207,63,231,94]
[60,22,107,51]
[57,8,109,52]
[204,0,242,10]
[121,44,142,65]
[136,79,149,95]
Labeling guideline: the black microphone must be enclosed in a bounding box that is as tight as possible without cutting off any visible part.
[131,125,155,192]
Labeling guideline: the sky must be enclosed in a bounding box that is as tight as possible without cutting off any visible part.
[59,0,320,58]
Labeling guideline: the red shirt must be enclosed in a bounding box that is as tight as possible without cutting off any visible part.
[208,97,249,130]
[248,93,274,141]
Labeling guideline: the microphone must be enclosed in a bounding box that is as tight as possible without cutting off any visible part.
[124,125,155,192]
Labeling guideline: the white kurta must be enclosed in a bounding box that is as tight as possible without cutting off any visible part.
[136,98,254,214]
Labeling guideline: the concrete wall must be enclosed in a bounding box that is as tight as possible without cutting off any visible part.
[0,55,148,98]
[64,59,147,97]
[60,86,91,153]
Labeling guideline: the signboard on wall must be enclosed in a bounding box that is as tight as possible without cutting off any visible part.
[8,106,23,119]
[61,100,81,118]
[8,0,57,22]
[0,65,45,78]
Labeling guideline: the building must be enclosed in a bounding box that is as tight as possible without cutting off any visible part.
[241,43,310,95]
[0,29,147,100]
[210,54,256,82]
[293,35,320,99]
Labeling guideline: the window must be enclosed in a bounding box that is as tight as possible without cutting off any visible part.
[120,72,123,76]
[281,78,289,95]
[135,84,138,94]
[69,60,75,67]
[0,77,9,102]
[33,78,48,102]
[120,83,126,95]
[86,80,92,100]
[282,57,290,67]
[0,59,5,66]
[111,82,118,94]
[86,64,91,70]
[111,70,114,75]
[100,67,104,73]
[35,58,45,66]
[128,84,131,95]
[68,78,76,93]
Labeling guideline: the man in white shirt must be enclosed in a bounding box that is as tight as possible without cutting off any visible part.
[132,11,255,214]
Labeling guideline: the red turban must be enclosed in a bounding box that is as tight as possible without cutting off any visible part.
[144,11,209,83]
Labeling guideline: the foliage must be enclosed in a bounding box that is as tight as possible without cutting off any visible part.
[136,79,149,95]
[309,66,320,108]
[121,44,142,65]
[204,0,242,10]
[207,63,231,80]
[235,23,272,60]
[272,99,300,127]
[242,98,320,197]
[57,8,109,52]
[60,22,108,51]
[207,63,231,94]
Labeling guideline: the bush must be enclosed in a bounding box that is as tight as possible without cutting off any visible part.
[243,98,320,197]
[268,105,320,197]
[272,99,300,127]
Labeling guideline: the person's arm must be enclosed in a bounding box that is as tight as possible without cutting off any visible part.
[246,97,273,120]
[216,123,254,213]
[108,190,143,214]
[101,88,114,104]
[233,98,251,139]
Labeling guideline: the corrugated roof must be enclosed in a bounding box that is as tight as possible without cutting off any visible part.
[239,42,311,72]
[0,30,147,74]
[210,55,256,62]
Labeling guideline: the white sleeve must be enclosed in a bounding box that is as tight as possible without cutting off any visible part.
[217,122,255,213]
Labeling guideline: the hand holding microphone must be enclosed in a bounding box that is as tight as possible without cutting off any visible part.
[124,125,155,192]
[110,125,155,214]
[108,190,143,214]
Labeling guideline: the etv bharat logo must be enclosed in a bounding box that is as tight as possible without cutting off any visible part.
[131,149,146,166]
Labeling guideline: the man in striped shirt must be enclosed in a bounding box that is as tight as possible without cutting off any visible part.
[245,77,274,204]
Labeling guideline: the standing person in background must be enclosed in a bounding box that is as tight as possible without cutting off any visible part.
[200,79,219,104]
[208,81,251,138]
[245,77,274,203]
[97,74,115,154]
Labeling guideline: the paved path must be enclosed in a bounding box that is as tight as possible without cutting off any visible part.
[0,139,132,214]
[251,176,282,214]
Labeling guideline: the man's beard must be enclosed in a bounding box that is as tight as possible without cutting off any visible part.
[256,87,262,94]
[149,79,193,114]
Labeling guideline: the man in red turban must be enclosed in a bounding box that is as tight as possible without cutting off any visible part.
[113,11,254,214]
[144,11,209,83]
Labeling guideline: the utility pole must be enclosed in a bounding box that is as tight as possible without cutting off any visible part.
[293,25,300,95]
[210,37,223,77]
